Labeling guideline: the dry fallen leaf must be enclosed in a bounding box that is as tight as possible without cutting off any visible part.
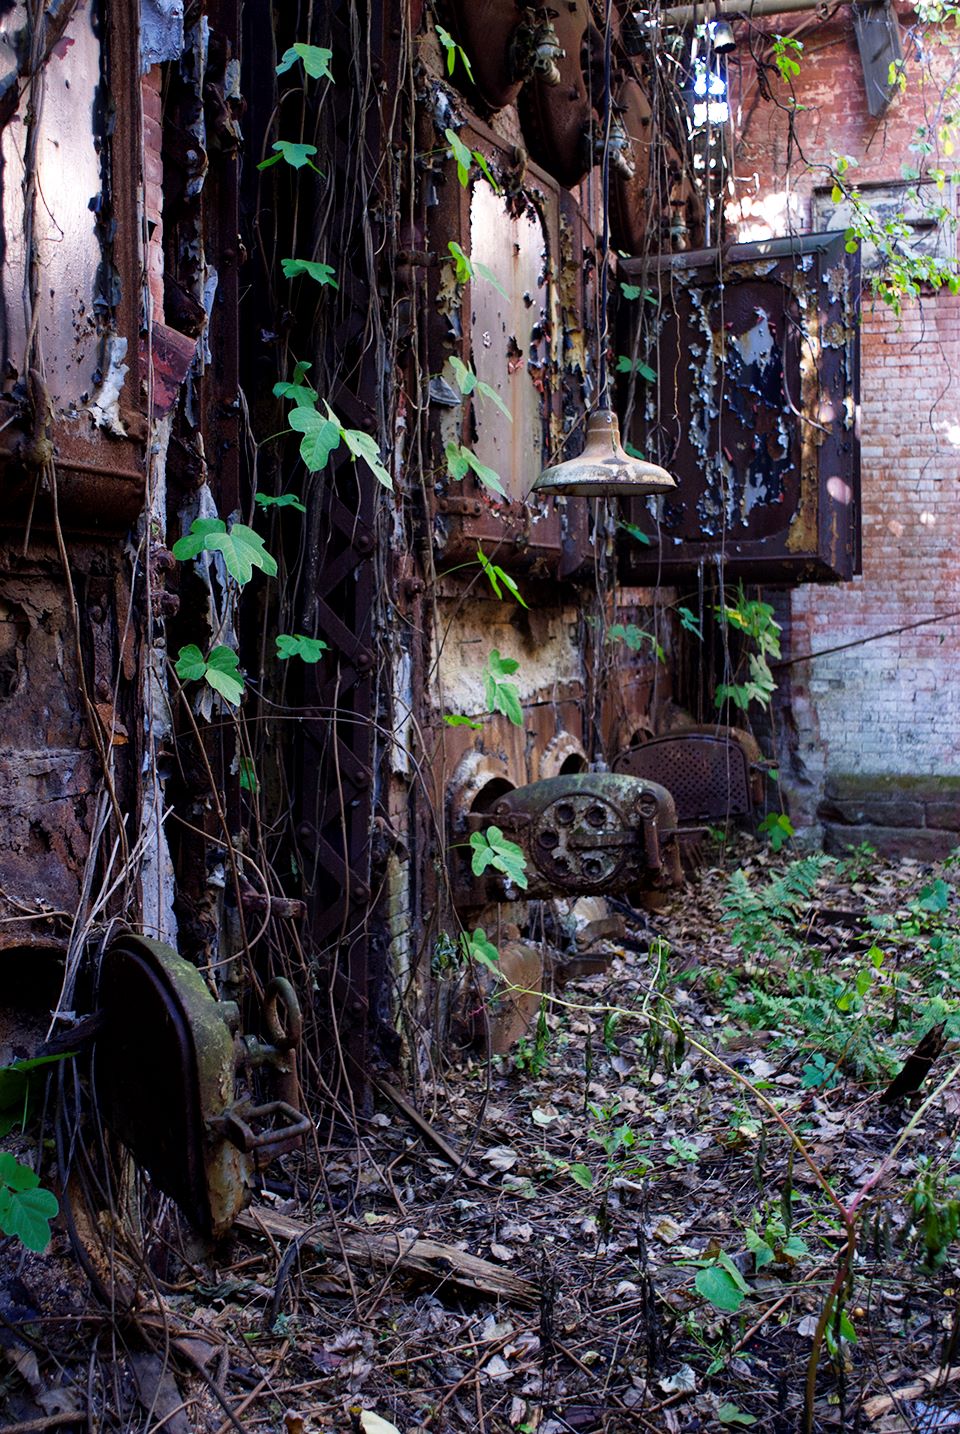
[359,1413,402,1434]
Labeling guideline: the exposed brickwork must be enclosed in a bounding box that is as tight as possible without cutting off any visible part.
[729,7,960,848]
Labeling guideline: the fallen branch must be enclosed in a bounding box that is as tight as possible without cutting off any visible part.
[863,1364,960,1421]
[236,1206,538,1307]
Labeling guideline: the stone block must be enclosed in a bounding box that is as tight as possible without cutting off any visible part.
[823,823,959,861]
[926,802,960,831]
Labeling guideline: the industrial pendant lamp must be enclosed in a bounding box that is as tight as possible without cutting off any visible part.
[531,0,677,500]
[534,408,675,496]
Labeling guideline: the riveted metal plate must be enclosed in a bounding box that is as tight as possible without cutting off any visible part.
[613,733,753,822]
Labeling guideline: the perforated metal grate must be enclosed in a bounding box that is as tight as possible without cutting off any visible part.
[613,734,753,823]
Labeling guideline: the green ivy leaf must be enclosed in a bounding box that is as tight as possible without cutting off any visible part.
[255,492,307,512]
[204,647,245,706]
[695,1265,746,1313]
[717,1404,757,1426]
[273,377,318,405]
[473,260,507,297]
[257,140,322,172]
[615,355,657,382]
[472,150,500,192]
[469,826,528,888]
[281,258,339,288]
[443,713,483,729]
[447,240,473,284]
[276,633,328,663]
[568,1163,594,1191]
[745,1228,775,1271]
[276,43,334,80]
[618,519,652,547]
[238,757,258,793]
[483,648,523,725]
[289,406,343,472]
[0,1151,41,1191]
[173,519,278,585]
[461,928,500,971]
[445,442,506,497]
[0,1180,59,1253]
[477,547,527,606]
[174,644,208,683]
[445,127,474,188]
[340,426,393,490]
[435,25,475,82]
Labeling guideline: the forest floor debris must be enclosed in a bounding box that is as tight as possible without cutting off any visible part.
[4,836,960,1432]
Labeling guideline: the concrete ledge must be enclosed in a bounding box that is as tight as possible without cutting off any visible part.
[824,774,960,803]
[823,822,960,861]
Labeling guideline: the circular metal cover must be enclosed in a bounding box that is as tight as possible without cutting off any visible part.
[530,789,628,888]
[518,0,595,188]
[443,0,526,111]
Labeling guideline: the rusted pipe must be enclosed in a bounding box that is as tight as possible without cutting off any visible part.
[653,0,843,26]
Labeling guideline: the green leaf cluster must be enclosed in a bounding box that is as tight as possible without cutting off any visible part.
[483,649,523,725]
[449,357,512,420]
[435,26,474,83]
[281,257,338,288]
[257,140,322,173]
[276,43,334,81]
[446,442,506,498]
[175,644,245,706]
[476,546,526,606]
[173,518,278,586]
[275,379,393,490]
[468,826,528,889]
[615,354,657,383]
[460,927,500,971]
[0,1152,58,1253]
[608,623,665,663]
[0,1053,71,1137]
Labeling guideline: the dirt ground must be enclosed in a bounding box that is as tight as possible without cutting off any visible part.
[4,836,960,1433]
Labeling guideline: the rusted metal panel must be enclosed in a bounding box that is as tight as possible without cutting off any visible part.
[423,115,594,575]
[613,731,756,821]
[0,2,147,531]
[97,936,308,1236]
[618,232,861,583]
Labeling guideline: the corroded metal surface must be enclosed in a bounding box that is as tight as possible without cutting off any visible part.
[97,936,308,1236]
[613,732,755,822]
[464,773,681,900]
[618,232,861,583]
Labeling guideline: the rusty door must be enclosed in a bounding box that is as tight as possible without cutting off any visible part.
[617,232,861,584]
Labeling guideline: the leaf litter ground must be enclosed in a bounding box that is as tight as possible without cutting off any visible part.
[4,838,960,1434]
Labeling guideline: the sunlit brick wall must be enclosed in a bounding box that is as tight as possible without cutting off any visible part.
[727,5,960,833]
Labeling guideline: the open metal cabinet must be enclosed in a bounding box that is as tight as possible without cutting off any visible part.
[617,232,862,585]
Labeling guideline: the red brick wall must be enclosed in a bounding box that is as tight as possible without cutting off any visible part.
[727,7,960,832]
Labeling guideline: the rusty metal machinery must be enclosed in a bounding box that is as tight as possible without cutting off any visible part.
[612,729,770,822]
[464,773,681,900]
[95,936,309,1237]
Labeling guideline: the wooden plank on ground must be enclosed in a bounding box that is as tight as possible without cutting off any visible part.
[236,1207,538,1307]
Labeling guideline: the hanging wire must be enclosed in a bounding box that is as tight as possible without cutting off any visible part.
[597,0,615,408]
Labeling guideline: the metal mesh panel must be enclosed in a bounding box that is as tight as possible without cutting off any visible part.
[613,734,753,822]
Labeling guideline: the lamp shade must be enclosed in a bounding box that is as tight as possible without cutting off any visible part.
[531,408,676,497]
